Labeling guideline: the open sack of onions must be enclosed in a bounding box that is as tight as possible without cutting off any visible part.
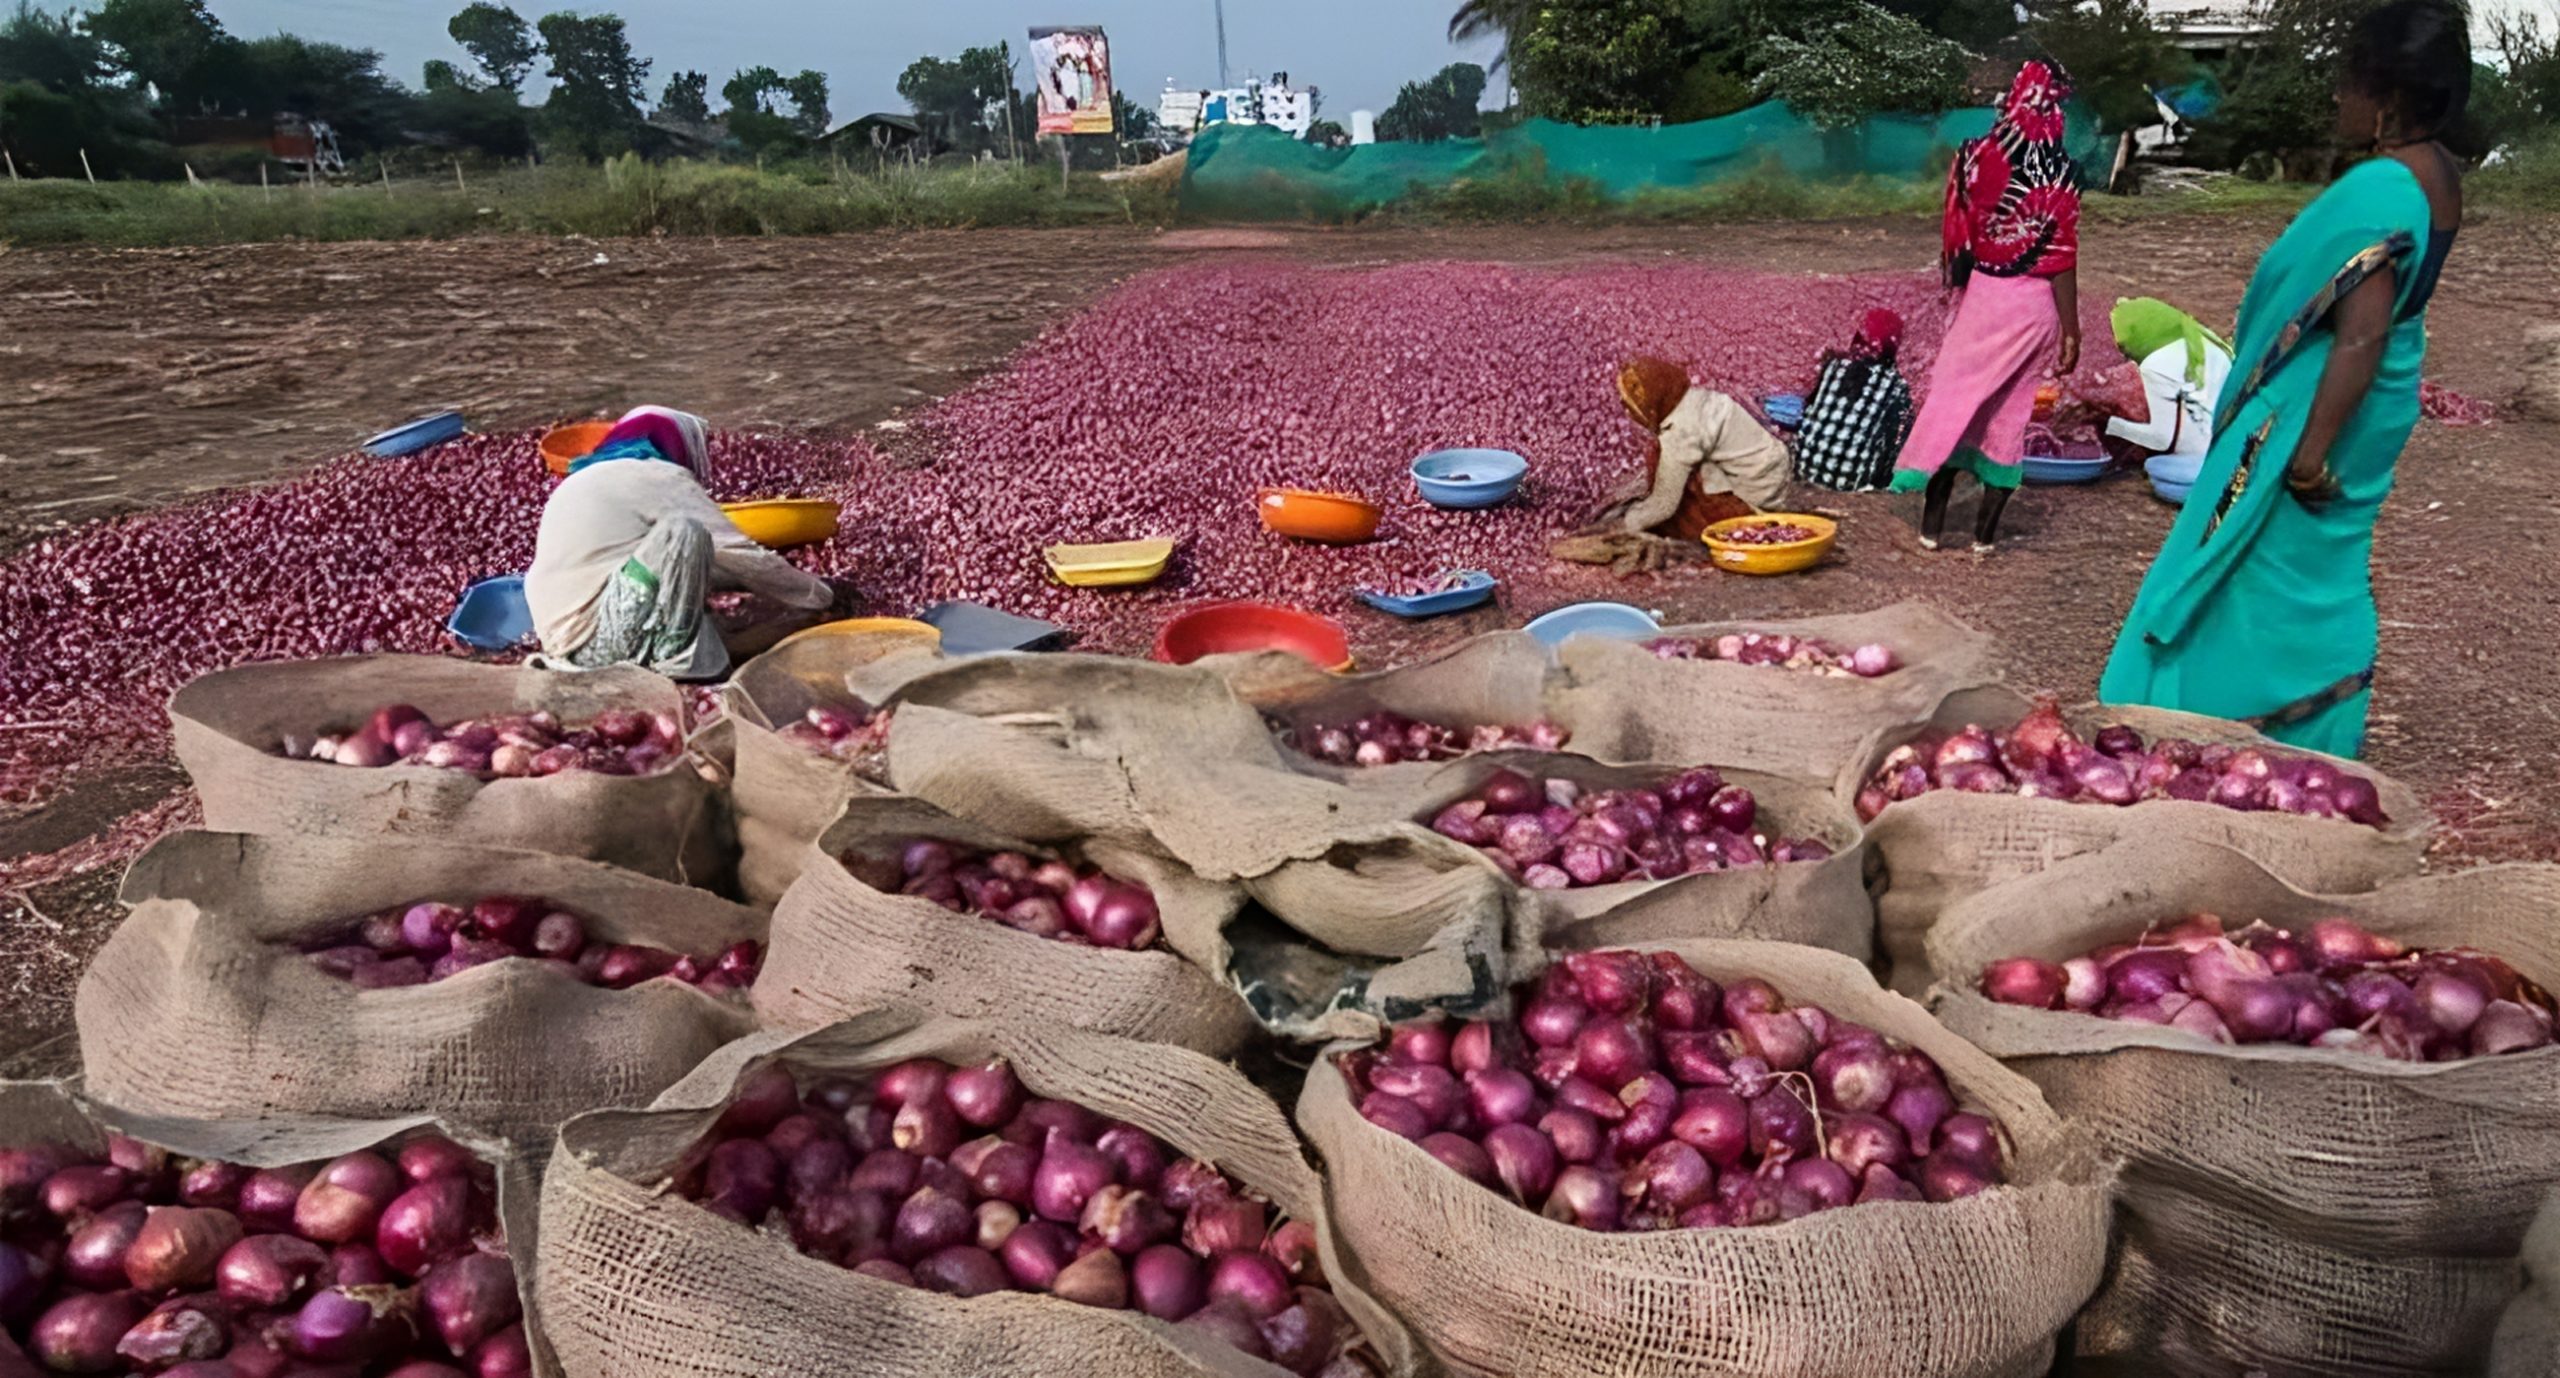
[1297,939,2109,1378]
[724,630,946,906]
[1416,755,1872,964]
[535,1013,1414,1378]
[1925,836,2560,1376]
[754,796,1259,1057]
[78,831,760,1142]
[1252,635,1567,789]
[170,656,722,885]
[0,1080,537,1378]
[1845,686,2429,995]
[1553,602,1999,783]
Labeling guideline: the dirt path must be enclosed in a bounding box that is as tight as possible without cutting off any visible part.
[4,213,2556,1058]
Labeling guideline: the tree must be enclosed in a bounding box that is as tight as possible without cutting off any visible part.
[1,0,109,92]
[2028,0,2181,132]
[897,45,1014,153]
[537,10,648,158]
[654,67,709,126]
[448,3,536,92]
[1305,117,1348,145]
[1754,2,1972,128]
[1378,61,1486,140]
[82,0,224,108]
[225,33,412,149]
[722,63,783,115]
[783,68,828,138]
[1,0,162,176]
[2186,0,2362,173]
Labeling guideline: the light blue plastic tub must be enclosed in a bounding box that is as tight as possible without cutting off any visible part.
[1410,449,1529,509]
[1523,602,1659,651]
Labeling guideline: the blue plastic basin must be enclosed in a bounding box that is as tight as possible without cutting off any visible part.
[2021,454,2110,485]
[1358,571,1497,619]
[447,574,532,651]
[364,410,466,457]
[1762,394,1807,429]
[1523,601,1659,651]
[1411,449,1529,509]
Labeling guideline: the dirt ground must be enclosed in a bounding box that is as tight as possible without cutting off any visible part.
[5,213,2557,1061]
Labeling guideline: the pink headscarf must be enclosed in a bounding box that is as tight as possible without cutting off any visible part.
[598,406,713,484]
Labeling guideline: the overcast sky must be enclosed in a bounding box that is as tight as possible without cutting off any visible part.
[204,1,1507,123]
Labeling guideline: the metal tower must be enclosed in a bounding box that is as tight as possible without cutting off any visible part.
[1214,0,1230,88]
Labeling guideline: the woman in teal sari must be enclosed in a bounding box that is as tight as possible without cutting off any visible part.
[2101,0,2468,758]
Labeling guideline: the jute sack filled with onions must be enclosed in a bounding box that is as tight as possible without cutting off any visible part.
[1927,840,2560,1376]
[535,1012,1417,1378]
[1,1079,551,1378]
[1554,601,2002,784]
[1297,938,2111,1378]
[1846,685,2430,995]
[79,830,760,1146]
[754,795,1261,1057]
[2492,1187,2560,1378]
[725,629,945,906]
[1409,753,1873,964]
[170,655,723,885]
[1244,633,1570,799]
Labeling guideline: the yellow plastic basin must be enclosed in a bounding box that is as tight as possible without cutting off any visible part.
[723,499,842,550]
[1700,513,1840,576]
[1045,538,1177,588]
[774,616,941,653]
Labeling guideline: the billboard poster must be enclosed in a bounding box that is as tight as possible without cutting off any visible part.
[1029,26,1115,136]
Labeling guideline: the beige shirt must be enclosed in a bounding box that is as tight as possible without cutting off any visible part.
[1621,388,1793,534]
[526,460,831,656]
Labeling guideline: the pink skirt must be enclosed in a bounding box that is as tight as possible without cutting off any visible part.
[1893,273,2061,487]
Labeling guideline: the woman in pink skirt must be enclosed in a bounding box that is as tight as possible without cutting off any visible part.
[1889,60,2083,553]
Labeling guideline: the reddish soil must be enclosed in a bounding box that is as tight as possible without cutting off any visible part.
[4,213,2555,1059]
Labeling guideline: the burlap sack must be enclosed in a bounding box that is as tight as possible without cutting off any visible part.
[536,1012,1417,1378]
[1927,839,2560,1376]
[1298,938,2113,1378]
[4,1079,558,1377]
[1850,685,2431,995]
[2493,1188,2560,1378]
[169,655,722,885]
[1555,602,2001,783]
[726,631,944,906]
[79,830,760,1147]
[1397,753,1873,965]
[753,796,1260,1056]
[1241,633,1563,798]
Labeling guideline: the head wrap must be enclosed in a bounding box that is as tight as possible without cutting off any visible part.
[1851,308,1905,361]
[2111,297,2232,387]
[569,406,715,484]
[1944,61,2083,286]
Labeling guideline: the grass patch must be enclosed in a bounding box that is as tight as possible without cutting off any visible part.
[0,157,1177,247]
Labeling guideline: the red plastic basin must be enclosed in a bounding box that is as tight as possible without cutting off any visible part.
[1153,602,1353,671]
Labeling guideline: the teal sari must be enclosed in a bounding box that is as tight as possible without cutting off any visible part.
[2099,159,2434,758]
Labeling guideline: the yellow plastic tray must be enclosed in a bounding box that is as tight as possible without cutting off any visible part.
[774,616,941,653]
[1044,537,1177,588]
[1700,513,1840,576]
[722,499,842,550]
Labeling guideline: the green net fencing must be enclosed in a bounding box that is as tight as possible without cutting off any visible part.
[1178,101,2109,220]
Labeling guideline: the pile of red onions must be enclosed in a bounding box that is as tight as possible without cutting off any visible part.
[1644,632,1897,679]
[844,843,1163,952]
[0,1131,527,1377]
[1713,521,1821,546]
[301,894,759,996]
[776,702,895,777]
[1856,699,2390,827]
[674,1060,1373,1377]
[1343,949,2008,1230]
[1284,712,1568,767]
[1980,913,2558,1060]
[280,703,684,780]
[1429,767,1830,890]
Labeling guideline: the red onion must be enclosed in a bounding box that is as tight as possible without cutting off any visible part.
[973,1199,1020,1251]
[1031,1131,1115,1223]
[116,1291,233,1369]
[1669,1088,1750,1168]
[1125,1243,1207,1320]
[1084,1186,1177,1255]
[1979,958,2067,1010]
[1418,1132,1496,1186]
[1356,1092,1431,1142]
[42,1163,131,1218]
[1093,1125,1168,1190]
[891,1097,961,1161]
[1261,1286,1353,1376]
[1481,1124,1559,1205]
[703,1140,781,1222]
[126,1206,245,1291]
[999,1219,1076,1290]
[0,1240,46,1323]
[852,1259,915,1286]
[419,1252,519,1354]
[1050,1246,1130,1308]
[291,1284,415,1362]
[943,1062,1023,1130]
[30,1290,149,1373]
[1388,1020,1452,1067]
[915,1245,1010,1298]
[1206,1250,1293,1319]
[1779,1158,1855,1216]
[849,1149,919,1200]
[891,1187,974,1263]
[65,1200,150,1289]
[1263,1220,1324,1288]
[1182,1193,1268,1256]
[375,1179,481,1278]
[1184,1299,1272,1361]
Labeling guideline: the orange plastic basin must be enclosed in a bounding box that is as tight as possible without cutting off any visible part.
[540,421,614,477]
[1257,488,1382,544]
[1154,602,1353,671]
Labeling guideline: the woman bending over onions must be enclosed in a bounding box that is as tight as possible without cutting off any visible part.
[1556,358,1792,574]
[2103,0,2468,757]
[525,406,846,679]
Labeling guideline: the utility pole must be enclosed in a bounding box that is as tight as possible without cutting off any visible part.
[1214,0,1230,89]
[1001,40,1022,165]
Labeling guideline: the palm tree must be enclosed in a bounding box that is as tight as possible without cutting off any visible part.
[1447,0,1540,67]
